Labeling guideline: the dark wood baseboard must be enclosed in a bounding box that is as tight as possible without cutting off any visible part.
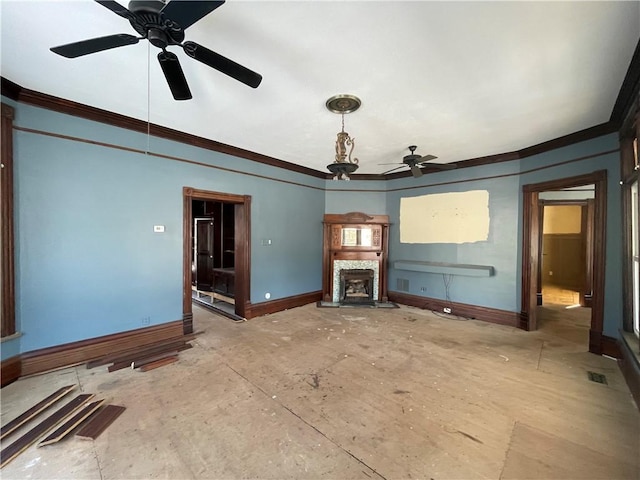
[618,335,640,411]
[600,334,622,359]
[388,291,520,327]
[20,320,184,376]
[245,291,323,319]
[1,355,21,388]
[588,330,622,358]
[182,312,193,335]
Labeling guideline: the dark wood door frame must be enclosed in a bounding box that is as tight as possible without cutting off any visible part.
[521,170,607,354]
[183,187,251,333]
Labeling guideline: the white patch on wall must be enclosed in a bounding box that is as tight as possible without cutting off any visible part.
[400,190,490,244]
[332,260,379,303]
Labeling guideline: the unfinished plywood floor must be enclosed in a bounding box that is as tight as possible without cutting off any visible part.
[1,304,638,479]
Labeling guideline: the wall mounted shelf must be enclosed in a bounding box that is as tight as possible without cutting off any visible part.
[393,260,494,277]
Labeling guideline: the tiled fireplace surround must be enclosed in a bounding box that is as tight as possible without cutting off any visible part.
[332,260,380,303]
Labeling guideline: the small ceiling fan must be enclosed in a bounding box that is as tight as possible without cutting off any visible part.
[50,0,262,100]
[381,145,456,178]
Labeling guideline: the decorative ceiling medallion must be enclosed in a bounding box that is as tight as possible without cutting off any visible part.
[325,94,361,114]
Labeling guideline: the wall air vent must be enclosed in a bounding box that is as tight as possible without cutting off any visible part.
[396,278,409,292]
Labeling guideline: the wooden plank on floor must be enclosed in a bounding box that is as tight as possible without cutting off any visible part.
[86,334,196,369]
[0,385,76,441]
[75,405,125,440]
[37,399,106,447]
[107,343,192,372]
[138,356,178,372]
[131,348,186,369]
[0,394,94,468]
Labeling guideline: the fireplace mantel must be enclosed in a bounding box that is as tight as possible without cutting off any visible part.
[322,212,390,303]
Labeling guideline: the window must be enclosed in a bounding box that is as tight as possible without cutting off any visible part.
[620,108,639,344]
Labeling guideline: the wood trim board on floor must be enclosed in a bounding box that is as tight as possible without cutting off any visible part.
[0,394,94,468]
[87,334,196,369]
[139,356,178,372]
[75,405,125,440]
[37,399,106,447]
[0,385,76,440]
[131,348,187,369]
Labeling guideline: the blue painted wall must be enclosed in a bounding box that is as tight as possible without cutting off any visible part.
[386,162,521,311]
[385,134,622,337]
[325,179,387,214]
[9,101,325,354]
[2,97,626,360]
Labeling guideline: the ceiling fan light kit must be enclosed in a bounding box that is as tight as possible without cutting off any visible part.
[326,94,361,181]
[49,0,263,100]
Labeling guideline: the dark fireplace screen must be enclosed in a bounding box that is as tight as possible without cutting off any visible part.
[339,269,375,305]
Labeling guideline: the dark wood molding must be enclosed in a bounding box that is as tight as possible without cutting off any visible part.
[588,331,623,358]
[383,124,616,180]
[20,320,183,376]
[619,104,638,335]
[1,76,629,183]
[518,123,617,159]
[521,190,539,331]
[600,334,622,359]
[0,78,21,101]
[1,102,16,338]
[618,335,640,411]
[235,196,251,317]
[610,39,640,127]
[2,78,324,179]
[183,188,250,321]
[521,170,607,353]
[323,212,388,224]
[388,291,520,327]
[182,312,193,335]
[0,355,21,388]
[245,291,323,319]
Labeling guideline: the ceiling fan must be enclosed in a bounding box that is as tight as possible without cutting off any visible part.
[50,0,262,100]
[381,145,456,178]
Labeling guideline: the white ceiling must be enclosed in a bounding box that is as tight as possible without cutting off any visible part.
[1,1,639,176]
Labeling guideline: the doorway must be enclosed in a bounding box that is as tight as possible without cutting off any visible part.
[538,200,594,346]
[521,170,607,354]
[182,187,251,332]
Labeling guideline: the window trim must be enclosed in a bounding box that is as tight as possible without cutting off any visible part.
[1,102,16,338]
[619,98,639,346]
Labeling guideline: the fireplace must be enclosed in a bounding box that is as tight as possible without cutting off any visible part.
[322,212,389,304]
[340,269,375,305]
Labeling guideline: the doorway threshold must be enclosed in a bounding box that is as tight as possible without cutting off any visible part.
[192,296,245,322]
[316,301,399,309]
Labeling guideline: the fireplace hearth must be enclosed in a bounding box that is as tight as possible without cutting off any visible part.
[340,269,375,305]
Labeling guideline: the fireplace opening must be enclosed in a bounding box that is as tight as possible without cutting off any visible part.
[340,269,375,305]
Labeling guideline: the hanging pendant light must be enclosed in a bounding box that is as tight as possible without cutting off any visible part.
[326,94,361,180]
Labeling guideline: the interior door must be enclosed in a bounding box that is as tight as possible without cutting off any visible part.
[195,217,215,291]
